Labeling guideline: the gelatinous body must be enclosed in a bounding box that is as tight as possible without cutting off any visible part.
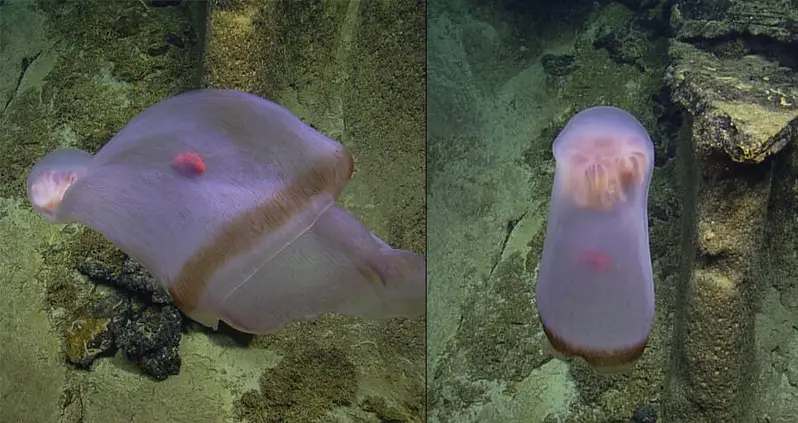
[26,89,425,335]
[535,106,655,373]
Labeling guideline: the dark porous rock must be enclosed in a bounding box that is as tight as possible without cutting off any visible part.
[541,53,578,76]
[671,0,798,43]
[116,304,183,380]
[64,292,131,368]
[665,40,798,163]
[77,257,116,283]
[76,256,184,379]
[119,258,172,305]
[631,404,657,423]
[78,257,172,305]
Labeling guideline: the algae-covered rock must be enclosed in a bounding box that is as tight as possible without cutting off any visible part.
[236,345,357,423]
[671,0,798,42]
[662,7,797,420]
[361,395,418,423]
[64,292,130,368]
[593,22,652,71]
[663,112,772,423]
[65,316,114,367]
[73,256,184,380]
[665,40,798,163]
[540,54,578,76]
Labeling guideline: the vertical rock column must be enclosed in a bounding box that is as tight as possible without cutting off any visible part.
[664,40,798,423]
[669,136,770,423]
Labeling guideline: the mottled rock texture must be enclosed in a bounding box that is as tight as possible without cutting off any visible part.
[663,1,798,421]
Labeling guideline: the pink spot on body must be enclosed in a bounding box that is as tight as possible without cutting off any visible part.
[576,249,611,271]
[171,151,206,177]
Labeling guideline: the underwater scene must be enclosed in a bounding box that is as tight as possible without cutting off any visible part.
[428,0,798,422]
[3,0,798,422]
[1,1,425,422]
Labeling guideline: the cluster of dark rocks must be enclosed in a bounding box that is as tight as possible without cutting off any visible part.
[65,257,184,380]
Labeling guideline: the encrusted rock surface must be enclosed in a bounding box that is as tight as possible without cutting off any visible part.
[115,303,182,381]
[663,1,798,421]
[78,257,171,305]
[72,257,183,380]
[64,292,130,368]
[671,0,798,43]
[666,40,798,163]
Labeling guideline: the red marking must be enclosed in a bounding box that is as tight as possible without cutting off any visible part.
[577,249,611,271]
[171,151,206,177]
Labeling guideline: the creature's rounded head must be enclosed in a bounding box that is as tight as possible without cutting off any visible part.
[27,148,92,223]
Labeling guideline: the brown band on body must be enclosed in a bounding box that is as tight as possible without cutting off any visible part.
[541,322,648,369]
[168,148,354,314]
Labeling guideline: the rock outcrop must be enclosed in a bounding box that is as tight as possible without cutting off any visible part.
[664,1,798,421]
